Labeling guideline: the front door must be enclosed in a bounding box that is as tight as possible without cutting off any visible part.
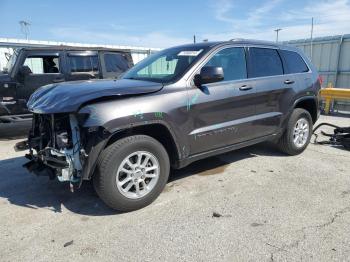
[0,74,18,115]
[188,46,257,155]
[15,51,64,114]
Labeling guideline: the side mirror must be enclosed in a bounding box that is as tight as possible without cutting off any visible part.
[18,65,32,77]
[194,66,224,86]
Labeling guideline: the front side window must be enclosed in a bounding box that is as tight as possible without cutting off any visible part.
[249,48,283,78]
[69,55,99,73]
[123,46,208,83]
[280,50,309,74]
[204,47,247,81]
[23,55,60,74]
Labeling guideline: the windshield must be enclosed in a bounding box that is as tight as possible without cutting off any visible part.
[123,46,208,83]
[5,48,20,73]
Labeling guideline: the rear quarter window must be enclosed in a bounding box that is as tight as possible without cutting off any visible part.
[248,48,283,78]
[280,50,309,74]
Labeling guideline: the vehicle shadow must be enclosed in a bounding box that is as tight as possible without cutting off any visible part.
[0,142,285,216]
[170,142,285,181]
[0,156,116,216]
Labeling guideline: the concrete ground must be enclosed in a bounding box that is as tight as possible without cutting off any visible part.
[0,115,349,262]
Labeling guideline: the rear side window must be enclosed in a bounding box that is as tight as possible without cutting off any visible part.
[248,48,283,78]
[69,55,99,73]
[104,53,131,73]
[205,47,247,81]
[280,50,309,74]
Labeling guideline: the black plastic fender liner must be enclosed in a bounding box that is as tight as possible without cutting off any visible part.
[81,134,109,180]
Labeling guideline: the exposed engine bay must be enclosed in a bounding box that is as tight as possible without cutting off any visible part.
[16,113,88,190]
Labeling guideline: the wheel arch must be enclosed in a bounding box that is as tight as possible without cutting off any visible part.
[104,122,182,169]
[293,96,318,123]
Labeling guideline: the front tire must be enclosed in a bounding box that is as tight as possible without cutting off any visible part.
[93,135,170,212]
[277,108,313,155]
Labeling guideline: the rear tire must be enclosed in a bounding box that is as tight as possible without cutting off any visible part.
[93,135,170,212]
[277,108,313,155]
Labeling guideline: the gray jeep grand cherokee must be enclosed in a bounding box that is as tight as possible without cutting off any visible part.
[16,40,321,211]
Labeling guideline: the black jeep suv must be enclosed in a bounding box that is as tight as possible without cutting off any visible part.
[16,40,321,211]
[0,46,133,125]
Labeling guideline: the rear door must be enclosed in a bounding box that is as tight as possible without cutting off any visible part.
[100,51,133,79]
[247,47,297,136]
[65,51,100,81]
[15,50,64,102]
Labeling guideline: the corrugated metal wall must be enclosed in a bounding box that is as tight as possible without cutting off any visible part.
[286,34,350,89]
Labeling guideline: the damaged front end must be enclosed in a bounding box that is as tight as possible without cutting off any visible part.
[15,113,88,190]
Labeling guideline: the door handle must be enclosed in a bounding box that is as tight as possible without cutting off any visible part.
[52,78,65,83]
[239,85,253,91]
[284,79,295,85]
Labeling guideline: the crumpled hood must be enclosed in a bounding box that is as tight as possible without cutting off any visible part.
[27,79,163,113]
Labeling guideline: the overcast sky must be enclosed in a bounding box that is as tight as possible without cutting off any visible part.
[1,0,350,48]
